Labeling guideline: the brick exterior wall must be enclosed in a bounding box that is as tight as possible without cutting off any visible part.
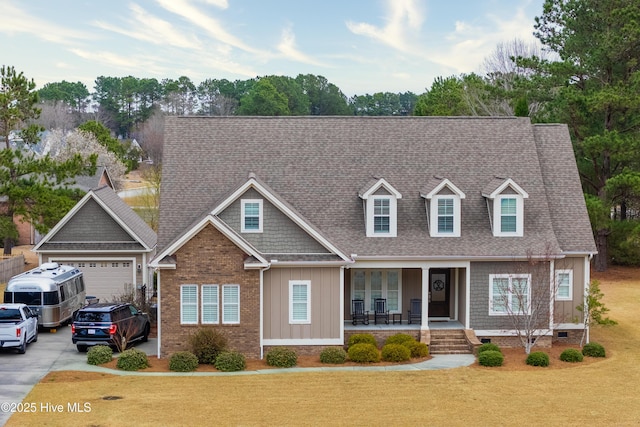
[160,224,261,358]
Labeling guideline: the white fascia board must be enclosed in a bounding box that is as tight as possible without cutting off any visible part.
[91,192,153,250]
[359,178,403,199]
[483,178,529,199]
[421,178,466,199]
[211,177,350,262]
[151,214,268,267]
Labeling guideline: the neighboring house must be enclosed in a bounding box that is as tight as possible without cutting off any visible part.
[34,185,157,302]
[151,116,596,359]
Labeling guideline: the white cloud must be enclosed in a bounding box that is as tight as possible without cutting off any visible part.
[93,4,203,49]
[346,0,424,52]
[155,0,265,55]
[277,26,328,67]
[0,2,93,45]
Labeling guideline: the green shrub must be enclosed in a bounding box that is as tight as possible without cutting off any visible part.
[214,351,246,372]
[526,351,550,367]
[347,343,380,363]
[265,347,298,368]
[189,327,228,364]
[560,348,584,363]
[477,342,501,354]
[478,350,504,367]
[319,347,347,364]
[347,333,377,348]
[116,348,149,371]
[381,343,411,362]
[385,333,416,346]
[402,340,429,358]
[169,351,199,372]
[582,342,606,358]
[87,345,113,365]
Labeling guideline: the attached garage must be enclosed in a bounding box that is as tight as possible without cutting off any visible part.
[50,258,137,302]
[34,186,157,304]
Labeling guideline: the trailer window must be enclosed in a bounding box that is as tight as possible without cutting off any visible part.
[43,291,60,305]
[12,292,42,305]
[3,291,11,303]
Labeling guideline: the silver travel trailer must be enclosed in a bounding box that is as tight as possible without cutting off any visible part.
[4,263,86,328]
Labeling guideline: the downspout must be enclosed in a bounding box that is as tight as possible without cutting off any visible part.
[549,260,555,332]
[156,268,161,359]
[259,263,271,359]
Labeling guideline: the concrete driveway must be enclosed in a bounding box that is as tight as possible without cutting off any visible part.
[0,325,156,426]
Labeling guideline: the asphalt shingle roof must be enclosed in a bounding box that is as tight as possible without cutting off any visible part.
[158,116,595,259]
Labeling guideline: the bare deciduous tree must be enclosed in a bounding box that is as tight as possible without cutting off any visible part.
[134,110,164,165]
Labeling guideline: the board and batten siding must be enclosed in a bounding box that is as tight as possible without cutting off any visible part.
[263,267,341,341]
[553,256,586,324]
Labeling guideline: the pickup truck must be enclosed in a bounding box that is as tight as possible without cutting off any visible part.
[0,303,39,354]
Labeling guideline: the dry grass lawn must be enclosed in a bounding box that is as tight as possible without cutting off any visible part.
[5,266,640,426]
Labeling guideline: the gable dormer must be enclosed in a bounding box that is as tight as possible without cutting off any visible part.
[359,178,402,237]
[421,177,466,237]
[483,177,529,237]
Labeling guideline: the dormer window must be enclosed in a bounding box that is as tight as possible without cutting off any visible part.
[241,199,263,233]
[421,178,465,238]
[483,178,528,237]
[359,178,402,237]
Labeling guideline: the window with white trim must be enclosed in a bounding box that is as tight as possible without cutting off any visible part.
[489,274,531,315]
[366,196,397,237]
[430,195,462,237]
[222,284,240,324]
[289,280,311,324]
[351,270,402,312]
[494,195,524,236]
[201,285,219,324]
[180,285,198,324]
[241,199,263,233]
[555,270,573,301]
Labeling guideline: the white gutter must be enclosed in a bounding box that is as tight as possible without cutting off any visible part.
[156,268,161,359]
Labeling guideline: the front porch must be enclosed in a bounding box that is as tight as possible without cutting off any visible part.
[344,319,464,331]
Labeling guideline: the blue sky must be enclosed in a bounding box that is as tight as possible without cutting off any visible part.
[1,0,543,97]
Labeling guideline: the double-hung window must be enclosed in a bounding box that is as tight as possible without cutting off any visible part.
[289,280,311,324]
[437,198,454,233]
[373,198,390,233]
[180,284,198,324]
[555,270,573,301]
[201,285,219,324]
[241,199,263,233]
[500,197,517,233]
[222,284,240,324]
[489,274,531,315]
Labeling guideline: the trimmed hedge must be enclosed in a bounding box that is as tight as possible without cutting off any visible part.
[478,350,504,367]
[385,333,416,346]
[582,342,606,358]
[87,345,113,365]
[477,342,501,354]
[348,343,380,363]
[169,351,199,372]
[381,343,411,362]
[189,328,228,364]
[215,351,246,372]
[266,347,298,368]
[347,333,377,348]
[560,348,584,363]
[526,351,550,367]
[116,348,149,371]
[319,347,347,364]
[403,340,429,358]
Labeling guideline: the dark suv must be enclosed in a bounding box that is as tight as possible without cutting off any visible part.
[71,303,151,352]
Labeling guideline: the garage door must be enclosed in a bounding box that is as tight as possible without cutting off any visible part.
[53,260,136,303]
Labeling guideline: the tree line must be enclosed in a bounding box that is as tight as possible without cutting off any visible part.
[2,0,640,270]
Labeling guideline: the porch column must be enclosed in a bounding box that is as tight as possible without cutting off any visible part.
[421,267,429,329]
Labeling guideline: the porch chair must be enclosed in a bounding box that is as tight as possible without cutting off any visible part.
[408,298,422,324]
[374,298,389,325]
[351,299,369,325]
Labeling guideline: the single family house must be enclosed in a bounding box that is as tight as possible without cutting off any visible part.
[152,116,596,359]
